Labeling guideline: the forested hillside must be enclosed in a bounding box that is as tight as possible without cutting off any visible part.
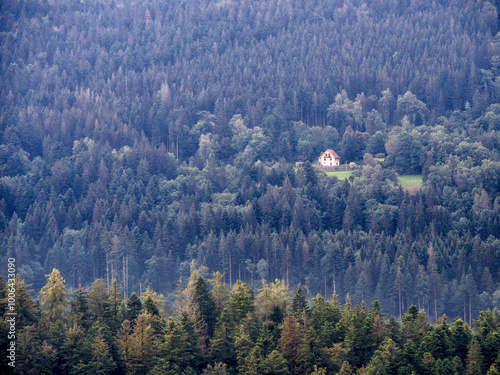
[1,0,500,326]
[4,271,500,374]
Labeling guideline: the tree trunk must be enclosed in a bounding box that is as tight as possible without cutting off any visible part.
[434,286,438,322]
[469,296,472,327]
[106,253,110,293]
[399,284,402,319]
[123,254,126,299]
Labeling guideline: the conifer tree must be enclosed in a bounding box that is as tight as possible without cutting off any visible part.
[39,268,68,322]
[209,271,231,316]
[337,361,353,375]
[488,364,500,375]
[192,276,217,337]
[345,303,376,368]
[87,330,117,375]
[291,284,310,322]
[129,314,154,374]
[279,315,303,375]
[61,323,91,374]
[117,320,133,374]
[202,362,229,375]
[87,278,110,320]
[70,288,90,328]
[7,275,39,328]
[210,308,237,371]
[107,280,124,332]
[140,286,166,317]
[143,295,160,317]
[15,325,42,375]
[126,292,143,322]
[235,324,256,374]
[466,338,485,375]
[158,317,198,373]
[296,325,322,375]
[229,280,255,322]
[260,350,290,375]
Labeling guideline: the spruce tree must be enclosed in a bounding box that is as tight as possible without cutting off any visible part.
[192,277,217,337]
[126,292,143,322]
[291,284,310,322]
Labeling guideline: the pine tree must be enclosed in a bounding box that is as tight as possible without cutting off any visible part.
[255,321,278,359]
[279,315,303,375]
[87,278,110,320]
[401,305,428,345]
[291,284,310,322]
[337,361,353,375]
[7,275,39,328]
[126,292,143,322]
[296,326,322,375]
[140,286,166,317]
[229,280,255,322]
[117,320,133,374]
[34,340,58,374]
[192,276,217,337]
[70,288,90,329]
[87,330,117,375]
[143,295,160,317]
[158,317,198,373]
[210,308,237,371]
[209,271,231,316]
[14,325,43,375]
[465,339,485,375]
[256,279,290,322]
[487,365,500,375]
[61,323,91,374]
[107,280,124,332]
[310,294,343,346]
[235,324,256,374]
[202,362,229,375]
[129,314,154,374]
[39,268,68,322]
[260,350,290,375]
[385,315,401,343]
[449,318,471,361]
[345,303,376,368]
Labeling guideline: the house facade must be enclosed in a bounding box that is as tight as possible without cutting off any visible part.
[318,149,340,166]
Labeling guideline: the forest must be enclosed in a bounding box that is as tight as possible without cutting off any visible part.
[1,0,500,371]
[3,271,500,374]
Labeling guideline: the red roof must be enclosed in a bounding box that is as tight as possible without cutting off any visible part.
[324,149,340,158]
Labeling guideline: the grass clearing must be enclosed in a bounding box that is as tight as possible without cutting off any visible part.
[398,175,423,191]
[325,170,354,179]
[324,171,423,191]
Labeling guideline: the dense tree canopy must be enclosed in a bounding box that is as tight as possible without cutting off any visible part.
[3,274,500,374]
[0,0,500,354]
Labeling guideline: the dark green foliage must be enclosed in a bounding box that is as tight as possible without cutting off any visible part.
[158,317,200,374]
[229,281,255,322]
[0,5,500,374]
[210,309,237,371]
[193,277,217,337]
[11,275,500,374]
[69,288,90,329]
[310,294,343,346]
[143,296,160,317]
[291,284,310,322]
[345,303,376,367]
[126,293,143,322]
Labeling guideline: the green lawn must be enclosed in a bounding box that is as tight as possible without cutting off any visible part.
[397,175,423,190]
[324,170,354,179]
[324,171,423,191]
